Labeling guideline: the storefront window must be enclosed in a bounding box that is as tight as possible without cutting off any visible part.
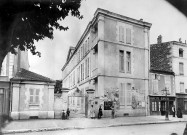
[152,102,157,111]
[158,102,161,111]
[184,101,187,110]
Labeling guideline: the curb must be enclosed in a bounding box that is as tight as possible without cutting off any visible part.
[3,120,187,134]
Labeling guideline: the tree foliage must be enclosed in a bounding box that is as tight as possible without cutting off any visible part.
[0,0,82,71]
[54,80,62,93]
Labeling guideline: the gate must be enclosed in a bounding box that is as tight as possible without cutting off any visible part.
[67,95,88,118]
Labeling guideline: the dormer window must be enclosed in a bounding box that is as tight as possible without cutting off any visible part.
[179,48,183,57]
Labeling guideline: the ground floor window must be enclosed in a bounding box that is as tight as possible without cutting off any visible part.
[151,102,157,111]
[184,101,187,110]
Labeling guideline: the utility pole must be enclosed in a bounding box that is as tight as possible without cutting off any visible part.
[162,87,169,120]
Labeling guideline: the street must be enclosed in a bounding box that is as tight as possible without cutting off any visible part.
[6,122,186,135]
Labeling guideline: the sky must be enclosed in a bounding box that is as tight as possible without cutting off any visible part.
[28,0,187,80]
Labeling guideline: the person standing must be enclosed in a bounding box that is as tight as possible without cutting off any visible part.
[90,105,95,119]
[111,105,115,119]
[172,105,175,117]
[98,105,103,119]
[66,108,70,119]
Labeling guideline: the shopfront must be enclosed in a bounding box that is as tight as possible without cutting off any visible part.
[150,96,175,115]
[176,93,187,114]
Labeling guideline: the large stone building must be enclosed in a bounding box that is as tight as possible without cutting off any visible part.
[62,8,152,117]
[151,36,187,114]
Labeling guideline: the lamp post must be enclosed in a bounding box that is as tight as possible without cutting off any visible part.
[161,87,169,120]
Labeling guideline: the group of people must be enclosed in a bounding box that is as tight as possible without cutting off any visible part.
[62,108,70,120]
[171,105,183,118]
[90,105,103,119]
[90,104,116,119]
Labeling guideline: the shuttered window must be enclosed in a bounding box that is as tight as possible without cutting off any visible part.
[119,26,124,42]
[179,62,184,75]
[127,83,132,105]
[120,83,125,106]
[88,58,90,77]
[180,82,184,93]
[126,51,131,73]
[29,88,40,104]
[119,50,124,72]
[126,28,131,44]
[153,80,158,94]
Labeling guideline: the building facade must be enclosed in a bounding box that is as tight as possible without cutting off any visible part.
[151,36,187,114]
[62,8,152,117]
[10,68,55,120]
[0,49,29,115]
[149,70,175,116]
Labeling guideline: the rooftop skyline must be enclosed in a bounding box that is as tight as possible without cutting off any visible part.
[28,0,187,80]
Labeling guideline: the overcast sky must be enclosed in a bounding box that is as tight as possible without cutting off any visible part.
[28,0,187,80]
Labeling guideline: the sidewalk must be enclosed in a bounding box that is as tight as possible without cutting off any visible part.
[2,115,187,134]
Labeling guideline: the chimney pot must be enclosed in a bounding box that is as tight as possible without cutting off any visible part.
[179,38,182,43]
[157,35,162,44]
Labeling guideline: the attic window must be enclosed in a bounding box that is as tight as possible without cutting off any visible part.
[179,48,183,57]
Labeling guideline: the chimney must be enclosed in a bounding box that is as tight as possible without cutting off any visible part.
[185,40,186,44]
[179,38,182,43]
[157,35,162,44]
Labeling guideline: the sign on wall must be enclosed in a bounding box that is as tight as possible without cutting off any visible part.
[104,101,113,110]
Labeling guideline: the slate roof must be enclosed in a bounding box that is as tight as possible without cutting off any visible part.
[150,42,174,75]
[11,68,55,83]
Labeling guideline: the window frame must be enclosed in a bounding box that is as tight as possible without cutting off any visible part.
[126,51,131,73]
[29,88,40,105]
[179,62,184,75]
[119,50,125,72]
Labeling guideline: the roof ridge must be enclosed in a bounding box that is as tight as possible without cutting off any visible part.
[12,68,55,82]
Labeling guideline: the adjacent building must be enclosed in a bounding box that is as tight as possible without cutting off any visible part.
[62,8,152,117]
[151,36,187,114]
[0,49,29,115]
[10,68,55,120]
[149,70,175,116]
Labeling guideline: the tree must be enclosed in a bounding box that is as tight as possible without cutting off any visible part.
[0,0,82,72]
[54,80,62,93]
[166,0,187,17]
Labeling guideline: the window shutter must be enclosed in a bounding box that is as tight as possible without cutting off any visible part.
[126,52,131,73]
[126,28,131,44]
[119,26,124,42]
[35,89,40,104]
[127,83,131,105]
[119,50,124,72]
[29,89,34,103]
[119,83,125,106]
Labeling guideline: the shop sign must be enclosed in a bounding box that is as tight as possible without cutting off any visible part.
[104,101,113,110]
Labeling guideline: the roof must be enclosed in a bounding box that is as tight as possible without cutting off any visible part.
[150,42,174,74]
[11,68,55,83]
[61,8,152,71]
[66,46,75,62]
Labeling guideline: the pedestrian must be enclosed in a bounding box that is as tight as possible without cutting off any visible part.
[90,105,95,119]
[62,110,66,120]
[177,108,182,118]
[98,105,103,119]
[172,105,175,117]
[177,107,183,118]
[66,108,70,119]
[111,105,115,119]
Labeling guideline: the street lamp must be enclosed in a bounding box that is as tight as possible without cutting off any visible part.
[161,87,169,120]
